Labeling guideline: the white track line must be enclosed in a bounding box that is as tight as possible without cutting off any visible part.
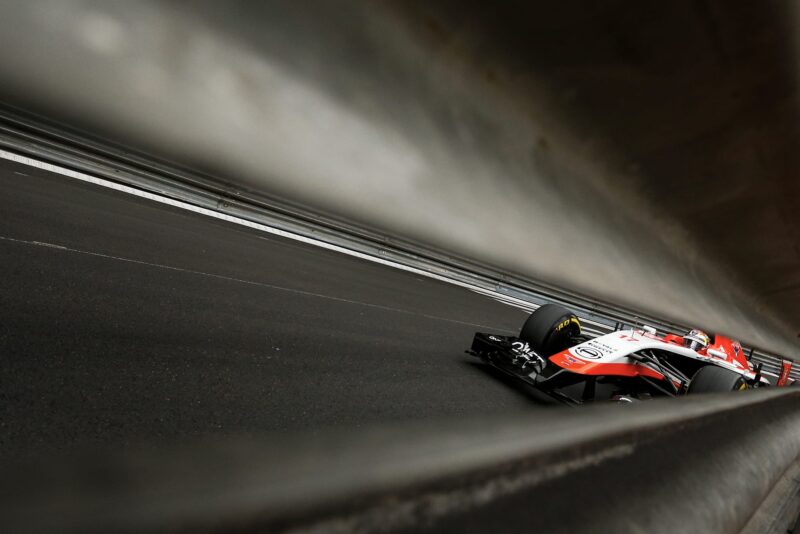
[0,234,515,332]
[0,149,536,313]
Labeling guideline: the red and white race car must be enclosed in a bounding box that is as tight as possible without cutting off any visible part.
[468,304,794,405]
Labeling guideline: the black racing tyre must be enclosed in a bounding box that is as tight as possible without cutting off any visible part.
[519,304,581,356]
[687,365,747,394]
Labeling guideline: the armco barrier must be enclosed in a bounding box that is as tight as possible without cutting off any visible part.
[0,106,795,383]
[2,388,799,533]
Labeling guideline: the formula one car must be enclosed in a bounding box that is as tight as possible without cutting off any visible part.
[467,304,785,405]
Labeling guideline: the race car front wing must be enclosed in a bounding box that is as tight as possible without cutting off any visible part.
[467,332,588,405]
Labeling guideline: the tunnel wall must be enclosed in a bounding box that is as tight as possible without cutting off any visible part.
[0,0,796,356]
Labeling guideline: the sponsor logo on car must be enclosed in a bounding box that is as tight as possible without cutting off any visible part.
[574,346,604,360]
[571,339,616,360]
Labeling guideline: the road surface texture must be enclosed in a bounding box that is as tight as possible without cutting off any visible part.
[0,157,542,462]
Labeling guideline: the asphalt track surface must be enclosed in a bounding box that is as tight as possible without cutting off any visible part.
[0,157,546,462]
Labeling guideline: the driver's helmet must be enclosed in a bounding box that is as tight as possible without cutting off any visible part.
[683,329,710,352]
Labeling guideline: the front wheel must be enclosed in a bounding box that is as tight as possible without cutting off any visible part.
[687,365,747,394]
[519,304,581,356]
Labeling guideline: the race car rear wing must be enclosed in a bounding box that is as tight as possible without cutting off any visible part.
[777,359,794,387]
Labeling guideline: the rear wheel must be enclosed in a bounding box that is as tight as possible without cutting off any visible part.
[519,304,581,356]
[687,365,747,394]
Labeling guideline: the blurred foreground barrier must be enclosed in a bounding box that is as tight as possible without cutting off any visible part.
[2,388,800,533]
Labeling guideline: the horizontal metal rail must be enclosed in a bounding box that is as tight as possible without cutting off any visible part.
[0,105,794,382]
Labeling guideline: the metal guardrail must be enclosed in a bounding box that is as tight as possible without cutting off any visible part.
[2,388,799,533]
[0,106,795,383]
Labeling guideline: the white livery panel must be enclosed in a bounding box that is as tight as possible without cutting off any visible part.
[568,329,754,379]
